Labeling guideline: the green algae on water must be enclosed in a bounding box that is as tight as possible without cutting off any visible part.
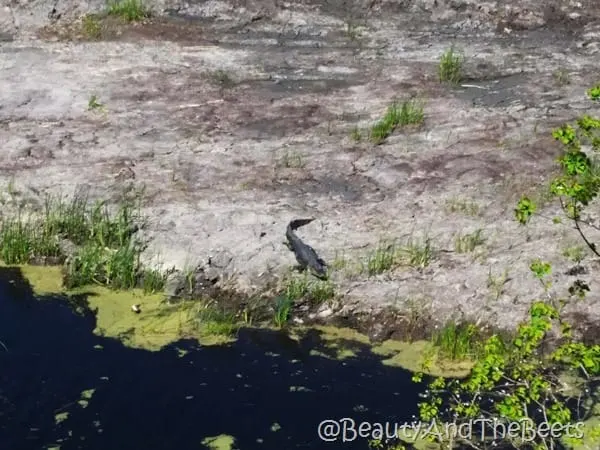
[201,434,237,450]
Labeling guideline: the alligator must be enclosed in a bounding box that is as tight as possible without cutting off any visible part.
[285,218,328,280]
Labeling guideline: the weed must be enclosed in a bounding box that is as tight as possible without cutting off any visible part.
[438,47,463,84]
[208,69,235,88]
[363,237,435,274]
[433,322,480,360]
[444,197,480,216]
[487,268,510,301]
[345,21,362,41]
[106,0,150,22]
[0,192,148,290]
[281,273,335,306]
[369,99,424,144]
[273,295,293,328]
[586,84,600,100]
[7,178,17,197]
[331,252,349,271]
[553,68,571,86]
[308,279,335,304]
[88,95,104,111]
[140,268,166,294]
[530,259,552,280]
[82,15,102,39]
[181,263,198,295]
[350,126,362,142]
[198,305,239,336]
[365,242,396,276]
[0,213,61,264]
[398,237,435,269]
[562,245,585,264]
[331,253,363,279]
[402,296,433,343]
[454,229,485,253]
[284,274,309,301]
[280,151,305,169]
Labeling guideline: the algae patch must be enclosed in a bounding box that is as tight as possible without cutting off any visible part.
[55,412,69,425]
[201,434,237,450]
[372,339,474,378]
[78,388,96,408]
[13,264,235,351]
[7,264,64,294]
[293,325,474,378]
[294,325,371,360]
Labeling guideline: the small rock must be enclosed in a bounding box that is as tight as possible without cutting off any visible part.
[207,250,233,269]
[57,238,79,259]
[164,270,187,302]
[317,307,333,319]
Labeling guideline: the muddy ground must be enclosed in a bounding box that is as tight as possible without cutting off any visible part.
[1,0,600,339]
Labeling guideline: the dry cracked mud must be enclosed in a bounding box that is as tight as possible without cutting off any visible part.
[2,0,600,338]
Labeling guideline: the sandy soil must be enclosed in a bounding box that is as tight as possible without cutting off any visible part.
[2,0,600,336]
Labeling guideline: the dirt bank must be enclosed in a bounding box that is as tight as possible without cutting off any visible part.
[2,0,600,338]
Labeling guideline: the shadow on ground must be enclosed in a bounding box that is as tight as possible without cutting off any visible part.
[0,267,423,450]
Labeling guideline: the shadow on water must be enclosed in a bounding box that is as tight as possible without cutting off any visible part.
[0,266,424,450]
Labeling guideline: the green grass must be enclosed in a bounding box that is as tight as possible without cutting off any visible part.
[197,305,240,337]
[438,47,463,85]
[82,15,102,39]
[366,242,396,276]
[344,21,362,41]
[433,322,480,360]
[350,126,362,142]
[444,197,480,216]
[207,69,236,88]
[281,272,335,306]
[553,68,571,86]
[106,0,150,22]
[140,267,167,294]
[487,268,509,302]
[454,229,486,253]
[369,99,424,144]
[364,237,436,276]
[0,193,151,290]
[280,151,305,169]
[273,295,293,328]
[398,237,435,270]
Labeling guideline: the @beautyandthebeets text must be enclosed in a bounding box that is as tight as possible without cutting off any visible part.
[317,418,585,443]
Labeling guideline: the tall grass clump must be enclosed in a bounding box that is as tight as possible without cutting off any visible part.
[106,0,150,22]
[438,47,463,85]
[433,322,480,360]
[0,192,150,290]
[369,99,424,144]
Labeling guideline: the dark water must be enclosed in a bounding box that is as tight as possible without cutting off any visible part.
[0,267,423,450]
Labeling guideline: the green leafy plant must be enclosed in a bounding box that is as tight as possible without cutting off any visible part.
[406,86,600,450]
[586,84,600,101]
[412,301,599,450]
[515,88,600,259]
